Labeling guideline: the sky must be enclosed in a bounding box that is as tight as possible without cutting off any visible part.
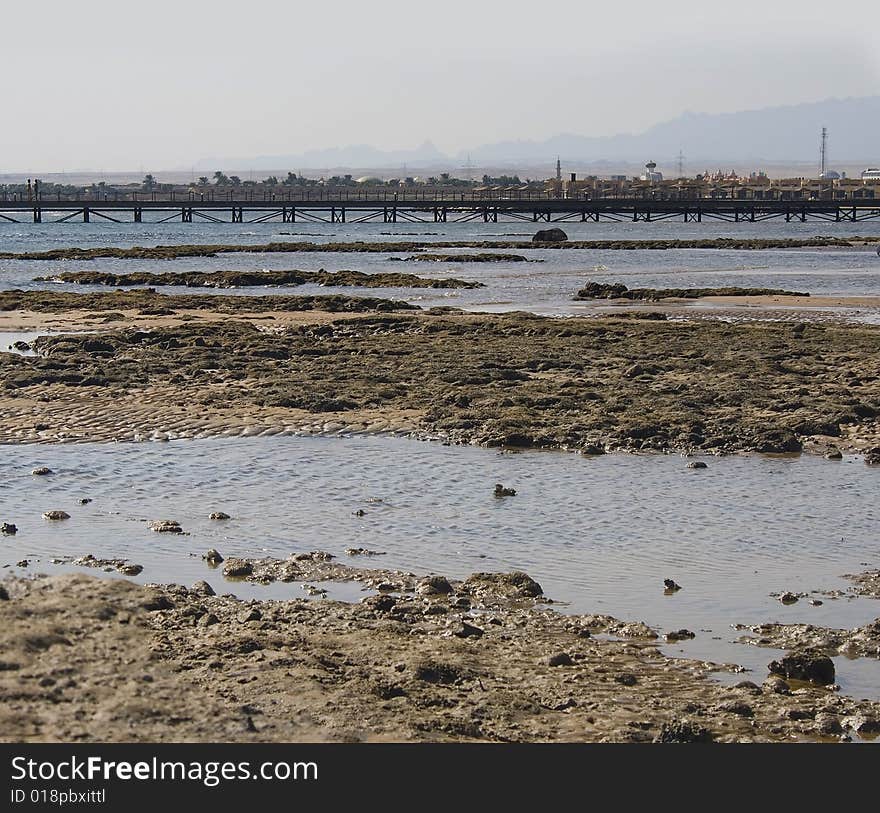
[2,0,879,172]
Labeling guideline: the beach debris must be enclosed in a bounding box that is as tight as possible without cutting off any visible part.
[209,512,230,520]
[203,548,224,565]
[768,650,836,685]
[1,523,17,535]
[149,519,183,533]
[664,579,682,593]
[42,510,70,521]
[494,483,516,497]
[31,467,53,476]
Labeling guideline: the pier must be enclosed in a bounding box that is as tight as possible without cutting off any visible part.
[1,193,878,225]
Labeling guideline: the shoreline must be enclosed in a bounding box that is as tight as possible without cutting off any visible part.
[1,570,877,742]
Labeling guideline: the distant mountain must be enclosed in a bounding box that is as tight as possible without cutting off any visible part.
[193,97,879,173]
[464,97,880,164]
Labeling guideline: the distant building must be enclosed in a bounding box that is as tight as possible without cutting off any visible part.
[640,161,663,182]
[862,167,880,180]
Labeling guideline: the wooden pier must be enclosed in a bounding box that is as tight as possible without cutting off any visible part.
[1,194,878,225]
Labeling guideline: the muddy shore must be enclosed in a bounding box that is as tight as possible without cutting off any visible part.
[2,570,878,742]
[1,290,878,456]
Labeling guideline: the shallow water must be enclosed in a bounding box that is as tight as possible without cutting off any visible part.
[1,220,879,316]
[1,435,878,698]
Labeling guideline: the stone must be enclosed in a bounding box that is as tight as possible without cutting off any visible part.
[453,622,484,639]
[665,629,696,642]
[814,713,843,736]
[191,580,216,596]
[1,523,17,535]
[418,575,453,595]
[532,228,568,243]
[79,498,92,505]
[663,578,682,592]
[42,511,70,521]
[615,673,638,686]
[546,652,573,667]
[222,558,253,578]
[824,448,843,460]
[494,483,516,497]
[198,613,219,627]
[31,467,53,476]
[209,512,231,521]
[118,564,143,576]
[237,607,262,623]
[0,585,9,600]
[864,447,880,466]
[762,675,792,695]
[686,460,708,469]
[203,549,224,565]
[149,519,183,533]
[768,650,835,685]
[654,720,714,743]
[779,592,799,605]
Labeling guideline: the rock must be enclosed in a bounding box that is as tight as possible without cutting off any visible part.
[663,578,682,592]
[715,700,754,717]
[149,520,183,534]
[222,558,253,578]
[532,228,568,243]
[203,549,224,564]
[453,622,484,639]
[465,571,544,598]
[191,580,215,596]
[814,713,843,736]
[768,650,835,685]
[79,498,92,505]
[665,629,696,642]
[31,467,53,476]
[494,483,516,497]
[353,509,366,517]
[118,564,143,576]
[413,660,466,684]
[624,363,645,378]
[209,512,231,521]
[198,613,219,627]
[42,511,70,521]
[546,652,574,667]
[779,592,799,605]
[686,460,708,469]
[237,607,262,623]
[864,447,880,466]
[654,720,714,743]
[418,575,453,595]
[733,680,762,694]
[1,523,17,535]
[0,585,9,600]
[842,714,880,734]
[824,448,843,460]
[809,599,824,606]
[615,673,638,686]
[346,547,384,556]
[763,675,791,695]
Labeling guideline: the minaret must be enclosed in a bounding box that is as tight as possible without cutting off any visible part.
[556,157,561,181]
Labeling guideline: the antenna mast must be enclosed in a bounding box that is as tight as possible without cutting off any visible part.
[677,149,685,178]
[819,127,828,178]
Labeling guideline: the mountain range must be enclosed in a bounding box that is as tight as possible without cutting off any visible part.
[194,96,879,172]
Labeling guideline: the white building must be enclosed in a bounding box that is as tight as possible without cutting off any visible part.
[640,161,663,182]
[861,167,880,181]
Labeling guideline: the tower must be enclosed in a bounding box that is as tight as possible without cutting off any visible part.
[819,127,828,179]
[677,149,685,179]
[556,157,561,181]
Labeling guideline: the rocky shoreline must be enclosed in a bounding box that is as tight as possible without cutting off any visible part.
[0,236,870,262]
[1,292,878,457]
[2,570,878,742]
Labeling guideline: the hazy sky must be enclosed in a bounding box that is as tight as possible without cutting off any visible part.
[3,0,879,171]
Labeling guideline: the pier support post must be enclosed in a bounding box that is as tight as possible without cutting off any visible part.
[181,207,192,223]
[33,207,41,223]
[232,207,243,223]
[134,207,142,223]
[83,207,90,223]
